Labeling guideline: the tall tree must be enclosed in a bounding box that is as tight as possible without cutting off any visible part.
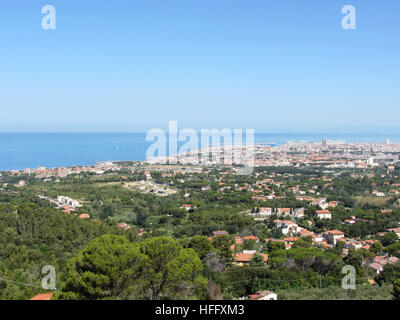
[139,236,207,299]
[392,279,400,300]
[57,234,146,300]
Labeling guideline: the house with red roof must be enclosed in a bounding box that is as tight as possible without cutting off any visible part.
[248,291,277,300]
[315,210,331,220]
[323,230,345,245]
[281,221,300,235]
[29,292,53,300]
[259,207,272,217]
[283,237,300,245]
[243,235,259,242]
[277,208,291,216]
[180,204,193,211]
[117,222,131,230]
[234,252,268,266]
[327,201,338,208]
[369,256,399,274]
[387,228,400,238]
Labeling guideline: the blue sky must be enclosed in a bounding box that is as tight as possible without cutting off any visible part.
[0,0,399,133]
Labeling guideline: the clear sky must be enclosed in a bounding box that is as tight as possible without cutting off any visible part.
[0,0,399,133]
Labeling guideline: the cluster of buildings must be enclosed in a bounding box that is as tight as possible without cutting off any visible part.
[38,195,82,213]
[56,196,81,208]
[250,207,305,220]
[369,256,400,274]
[208,223,400,281]
[209,231,269,266]
[253,140,400,168]
[267,221,378,250]
[8,161,120,179]
[145,140,400,170]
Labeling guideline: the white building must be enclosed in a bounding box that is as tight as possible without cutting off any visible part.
[315,210,332,220]
[323,230,345,245]
[293,207,305,219]
[57,196,81,208]
[259,207,272,217]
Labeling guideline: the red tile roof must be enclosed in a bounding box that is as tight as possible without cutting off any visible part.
[235,252,268,262]
[29,293,53,300]
[316,210,331,214]
[324,230,345,235]
[283,237,300,243]
[243,236,259,241]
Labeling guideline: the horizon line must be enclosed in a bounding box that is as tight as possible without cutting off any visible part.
[0,131,399,135]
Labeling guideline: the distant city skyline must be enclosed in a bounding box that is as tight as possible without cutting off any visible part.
[1,0,399,132]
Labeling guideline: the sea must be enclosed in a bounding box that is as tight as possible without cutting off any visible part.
[1,132,400,171]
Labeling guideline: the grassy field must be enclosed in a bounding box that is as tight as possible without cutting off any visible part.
[277,284,393,300]
[354,196,391,206]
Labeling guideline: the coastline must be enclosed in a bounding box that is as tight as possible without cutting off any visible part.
[2,137,399,174]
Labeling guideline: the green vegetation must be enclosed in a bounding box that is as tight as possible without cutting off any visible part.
[57,235,207,300]
[0,202,133,299]
[1,162,400,300]
[277,284,393,300]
